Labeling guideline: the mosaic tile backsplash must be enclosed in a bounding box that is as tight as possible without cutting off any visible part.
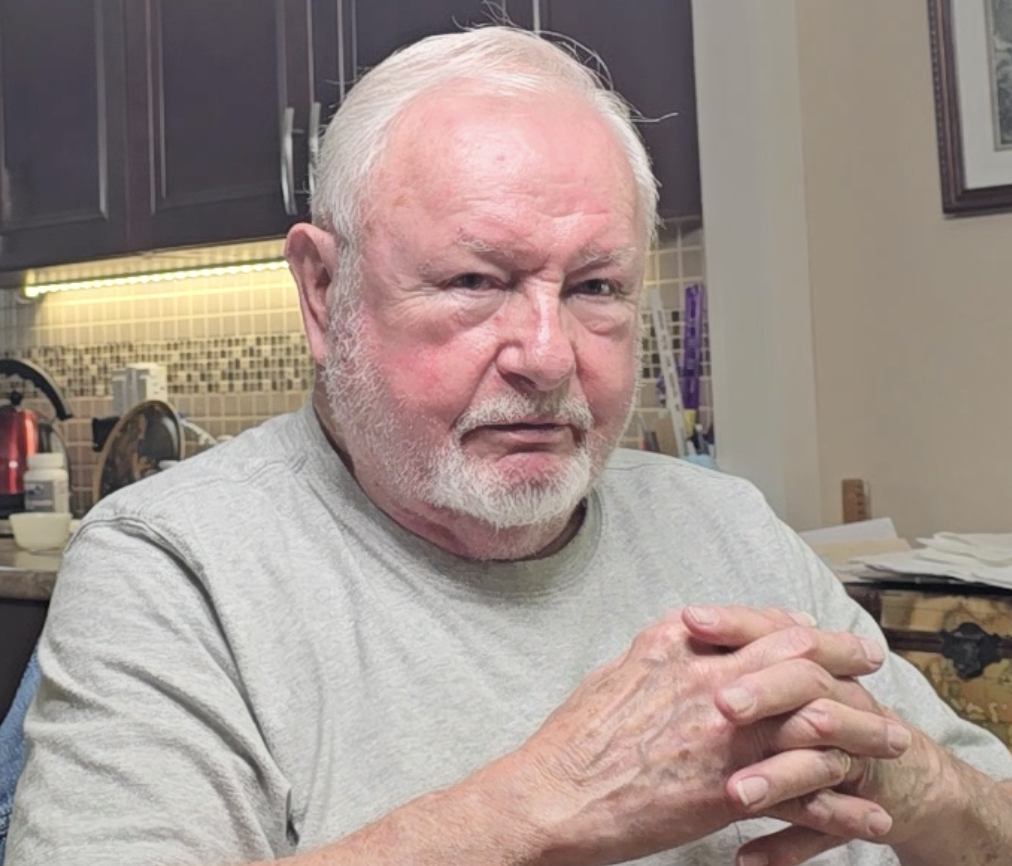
[0,223,707,515]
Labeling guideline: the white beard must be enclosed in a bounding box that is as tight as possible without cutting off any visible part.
[422,390,597,529]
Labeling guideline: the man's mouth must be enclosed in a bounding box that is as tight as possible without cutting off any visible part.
[485,422,565,432]
[460,421,582,451]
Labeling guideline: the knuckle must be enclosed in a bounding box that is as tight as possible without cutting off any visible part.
[801,790,832,824]
[782,626,820,658]
[759,605,791,625]
[839,679,872,709]
[791,658,835,696]
[803,790,858,833]
[796,702,837,739]
[826,748,852,785]
[632,620,686,661]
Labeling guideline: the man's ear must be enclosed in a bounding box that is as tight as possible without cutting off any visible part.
[285,224,340,366]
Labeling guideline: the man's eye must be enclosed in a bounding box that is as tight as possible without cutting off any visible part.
[574,279,617,297]
[448,273,492,290]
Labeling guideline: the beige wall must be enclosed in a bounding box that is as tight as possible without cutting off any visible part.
[693,0,822,529]
[797,0,1012,537]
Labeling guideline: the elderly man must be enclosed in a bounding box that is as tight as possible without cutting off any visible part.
[7,26,1012,866]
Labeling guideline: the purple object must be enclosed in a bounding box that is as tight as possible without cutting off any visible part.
[681,284,705,410]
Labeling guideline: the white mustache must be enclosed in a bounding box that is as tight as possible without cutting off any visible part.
[455,393,594,436]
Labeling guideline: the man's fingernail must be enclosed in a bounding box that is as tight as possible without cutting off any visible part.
[734,776,770,808]
[866,810,893,837]
[789,610,817,626]
[862,638,884,664]
[721,686,756,716]
[686,605,716,625]
[738,851,770,866]
[888,723,912,753]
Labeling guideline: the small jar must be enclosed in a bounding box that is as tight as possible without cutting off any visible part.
[24,453,70,514]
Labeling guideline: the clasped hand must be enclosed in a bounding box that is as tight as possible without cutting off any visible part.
[513,605,926,866]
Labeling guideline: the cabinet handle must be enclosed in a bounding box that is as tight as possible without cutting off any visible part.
[280,106,297,216]
[308,101,322,199]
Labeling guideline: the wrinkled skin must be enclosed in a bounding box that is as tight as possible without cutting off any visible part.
[488,606,909,866]
[685,610,974,866]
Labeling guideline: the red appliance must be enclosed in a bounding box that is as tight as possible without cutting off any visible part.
[0,359,73,517]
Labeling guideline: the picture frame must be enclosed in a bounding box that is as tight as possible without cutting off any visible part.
[929,0,1012,214]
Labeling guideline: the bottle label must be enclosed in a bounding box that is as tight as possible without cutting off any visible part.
[25,478,69,513]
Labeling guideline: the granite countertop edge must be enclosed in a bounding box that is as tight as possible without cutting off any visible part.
[0,539,60,601]
[0,570,56,601]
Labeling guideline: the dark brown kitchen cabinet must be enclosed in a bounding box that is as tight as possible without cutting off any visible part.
[345,1,503,83]
[513,0,701,219]
[0,0,504,274]
[0,0,315,274]
[0,0,699,275]
[0,0,130,272]
[304,1,509,202]
[124,0,312,252]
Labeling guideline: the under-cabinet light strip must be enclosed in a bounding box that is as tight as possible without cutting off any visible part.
[23,259,289,300]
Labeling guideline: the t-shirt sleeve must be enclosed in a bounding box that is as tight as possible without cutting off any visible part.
[6,516,294,866]
[769,516,1012,782]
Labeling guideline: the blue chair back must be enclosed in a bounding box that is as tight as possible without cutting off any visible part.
[0,649,40,866]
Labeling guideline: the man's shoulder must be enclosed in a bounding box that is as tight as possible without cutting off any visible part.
[601,448,765,509]
[595,448,783,553]
[82,409,311,531]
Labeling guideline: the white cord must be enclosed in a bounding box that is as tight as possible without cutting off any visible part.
[180,418,217,448]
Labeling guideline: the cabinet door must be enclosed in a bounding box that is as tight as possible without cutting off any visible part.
[345,1,499,89]
[0,0,129,272]
[126,0,312,252]
[305,0,342,202]
[304,2,524,208]
[306,1,531,173]
[535,0,701,219]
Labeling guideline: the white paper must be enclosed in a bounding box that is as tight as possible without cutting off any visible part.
[851,543,1012,592]
[798,518,899,545]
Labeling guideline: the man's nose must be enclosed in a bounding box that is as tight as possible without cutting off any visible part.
[495,289,577,392]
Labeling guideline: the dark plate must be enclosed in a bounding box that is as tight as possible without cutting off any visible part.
[92,400,183,502]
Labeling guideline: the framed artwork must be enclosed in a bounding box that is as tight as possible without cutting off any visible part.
[929,0,1012,214]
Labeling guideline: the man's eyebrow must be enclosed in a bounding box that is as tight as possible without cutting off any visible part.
[574,246,639,269]
[455,233,503,255]
[448,235,639,269]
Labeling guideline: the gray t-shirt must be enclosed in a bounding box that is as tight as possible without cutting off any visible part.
[8,405,1012,866]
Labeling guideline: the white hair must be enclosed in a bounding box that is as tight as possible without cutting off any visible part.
[311,25,659,256]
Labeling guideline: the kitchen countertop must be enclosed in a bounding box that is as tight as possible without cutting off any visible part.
[0,538,60,601]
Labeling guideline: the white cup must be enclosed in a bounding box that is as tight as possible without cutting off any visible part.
[9,511,73,551]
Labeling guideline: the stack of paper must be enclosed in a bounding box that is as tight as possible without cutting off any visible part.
[850,533,1012,591]
[799,519,911,571]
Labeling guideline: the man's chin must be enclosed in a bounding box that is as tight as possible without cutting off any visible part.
[420,453,590,530]
[481,448,587,480]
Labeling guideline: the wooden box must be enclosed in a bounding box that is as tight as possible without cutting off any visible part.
[844,580,1012,750]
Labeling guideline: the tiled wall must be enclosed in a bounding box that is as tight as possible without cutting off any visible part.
[0,222,707,515]
[636,219,712,442]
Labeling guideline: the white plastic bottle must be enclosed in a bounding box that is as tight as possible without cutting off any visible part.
[24,453,71,514]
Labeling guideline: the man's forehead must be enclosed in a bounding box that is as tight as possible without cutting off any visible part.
[454,232,641,268]
[384,84,621,166]
[366,83,645,258]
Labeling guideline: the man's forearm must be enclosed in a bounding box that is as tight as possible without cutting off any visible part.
[260,756,549,866]
[894,759,1012,866]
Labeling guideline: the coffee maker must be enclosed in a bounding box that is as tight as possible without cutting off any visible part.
[0,358,73,517]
